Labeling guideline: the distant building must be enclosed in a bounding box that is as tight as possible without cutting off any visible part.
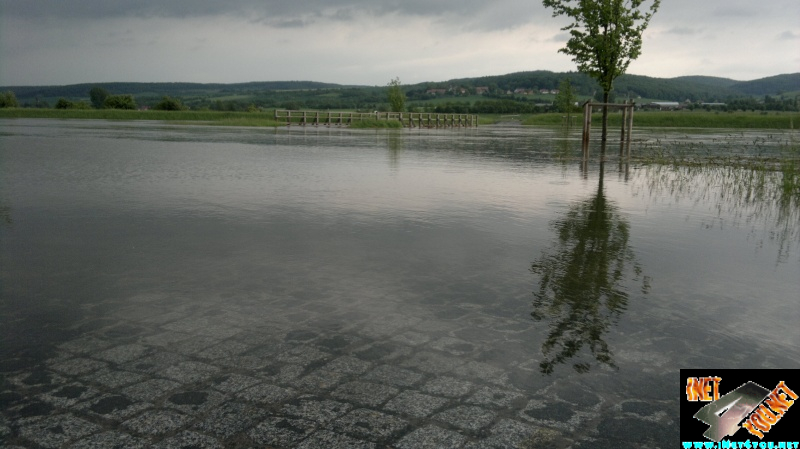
[476,86,489,95]
[645,102,681,110]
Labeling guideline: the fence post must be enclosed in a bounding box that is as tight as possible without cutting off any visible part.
[619,102,627,157]
[626,103,634,158]
[582,102,592,159]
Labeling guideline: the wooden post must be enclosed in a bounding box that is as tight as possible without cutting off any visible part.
[626,104,634,158]
[582,102,592,159]
[286,111,291,126]
[619,102,627,157]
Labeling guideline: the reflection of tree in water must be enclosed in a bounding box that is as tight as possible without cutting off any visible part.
[531,164,649,374]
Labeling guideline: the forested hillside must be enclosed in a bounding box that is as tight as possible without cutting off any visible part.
[2,71,798,112]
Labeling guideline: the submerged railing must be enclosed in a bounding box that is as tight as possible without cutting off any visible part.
[275,110,478,128]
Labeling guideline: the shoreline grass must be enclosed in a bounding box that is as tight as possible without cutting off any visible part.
[521,111,800,129]
[4,108,799,130]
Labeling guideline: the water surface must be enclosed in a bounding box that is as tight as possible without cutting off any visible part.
[1,119,798,448]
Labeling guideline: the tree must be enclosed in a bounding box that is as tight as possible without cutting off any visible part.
[153,96,185,111]
[387,77,406,113]
[103,94,137,110]
[542,0,660,153]
[0,91,19,108]
[554,78,578,115]
[89,87,109,109]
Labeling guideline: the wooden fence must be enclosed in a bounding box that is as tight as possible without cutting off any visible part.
[581,101,635,159]
[275,110,478,128]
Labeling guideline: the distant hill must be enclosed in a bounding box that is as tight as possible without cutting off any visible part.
[729,73,800,95]
[2,72,798,110]
[3,81,351,102]
[669,76,740,88]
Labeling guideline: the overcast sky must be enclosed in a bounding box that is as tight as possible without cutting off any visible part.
[1,0,798,86]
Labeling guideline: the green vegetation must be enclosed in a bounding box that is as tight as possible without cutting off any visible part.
[55,98,91,109]
[522,111,800,129]
[542,0,661,152]
[153,96,186,111]
[103,94,137,110]
[3,71,797,115]
[0,91,18,108]
[0,108,280,126]
[387,77,406,113]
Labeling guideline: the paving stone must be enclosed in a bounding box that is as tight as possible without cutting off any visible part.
[158,360,220,384]
[169,335,223,354]
[122,378,182,402]
[330,408,409,441]
[11,370,65,389]
[162,317,242,339]
[18,414,101,448]
[323,355,373,375]
[477,419,538,448]
[38,383,98,408]
[401,351,464,374]
[153,430,225,449]
[49,358,108,376]
[57,336,114,355]
[331,381,399,407]
[391,331,431,346]
[283,398,353,424]
[123,409,191,436]
[194,340,253,360]
[138,330,194,347]
[237,383,296,405]
[384,390,449,418]
[292,369,347,393]
[215,354,272,370]
[69,430,149,449]
[429,337,478,356]
[421,376,475,398]
[396,425,468,449]
[77,393,151,421]
[165,389,226,416]
[249,416,316,447]
[354,341,412,361]
[361,365,424,387]
[195,402,267,438]
[297,430,377,449]
[466,386,525,409]
[210,373,261,394]
[95,344,150,364]
[122,352,190,374]
[434,405,496,432]
[315,334,364,353]
[276,345,332,366]
[84,369,145,389]
[455,361,508,386]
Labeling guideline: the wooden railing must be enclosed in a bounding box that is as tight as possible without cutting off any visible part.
[274,110,478,128]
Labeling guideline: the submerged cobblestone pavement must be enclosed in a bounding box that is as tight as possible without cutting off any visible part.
[1,291,677,448]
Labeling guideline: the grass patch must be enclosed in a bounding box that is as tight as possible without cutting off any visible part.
[0,108,283,126]
[523,111,800,129]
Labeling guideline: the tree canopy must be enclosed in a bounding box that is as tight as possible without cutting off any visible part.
[387,77,406,113]
[543,0,660,150]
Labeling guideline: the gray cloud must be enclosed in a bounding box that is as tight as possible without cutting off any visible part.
[777,31,799,40]
[0,0,544,30]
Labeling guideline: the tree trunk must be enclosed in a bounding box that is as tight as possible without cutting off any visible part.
[601,90,610,157]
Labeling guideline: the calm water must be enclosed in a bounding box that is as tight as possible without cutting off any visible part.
[1,119,798,447]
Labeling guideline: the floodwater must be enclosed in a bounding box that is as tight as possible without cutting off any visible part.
[1,119,798,448]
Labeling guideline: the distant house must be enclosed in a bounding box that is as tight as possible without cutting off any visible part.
[476,86,489,95]
[514,88,531,95]
[540,89,550,94]
[645,102,681,110]
[550,89,559,95]
[426,89,447,95]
